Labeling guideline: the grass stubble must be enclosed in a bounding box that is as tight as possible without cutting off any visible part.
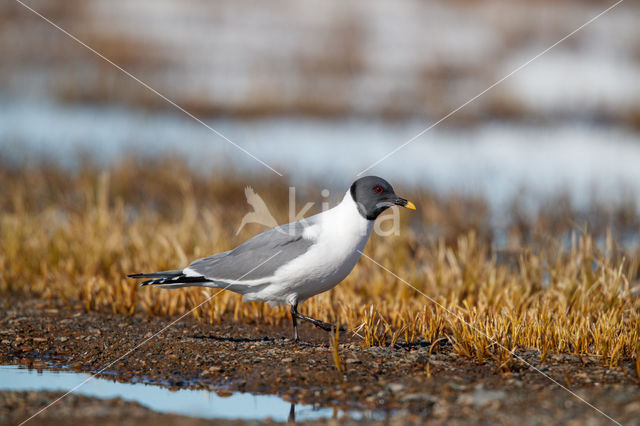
[0,157,639,374]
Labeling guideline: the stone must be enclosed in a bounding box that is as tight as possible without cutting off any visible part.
[400,393,438,403]
[458,389,506,407]
[387,383,406,394]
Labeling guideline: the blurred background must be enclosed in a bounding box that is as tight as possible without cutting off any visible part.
[3,4,640,413]
[1,0,640,239]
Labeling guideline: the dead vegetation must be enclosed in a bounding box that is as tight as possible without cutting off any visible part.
[0,157,639,369]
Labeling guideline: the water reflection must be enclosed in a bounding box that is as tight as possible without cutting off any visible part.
[0,365,357,422]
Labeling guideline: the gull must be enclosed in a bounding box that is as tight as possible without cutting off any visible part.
[128,176,416,340]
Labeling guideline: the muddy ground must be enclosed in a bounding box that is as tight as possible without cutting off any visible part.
[1,297,639,425]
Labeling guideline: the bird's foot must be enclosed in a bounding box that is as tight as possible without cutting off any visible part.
[294,313,346,333]
[314,321,346,333]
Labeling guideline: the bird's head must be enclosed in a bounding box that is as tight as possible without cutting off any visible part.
[350,176,416,220]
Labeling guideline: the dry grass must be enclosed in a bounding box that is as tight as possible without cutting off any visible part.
[1,157,639,368]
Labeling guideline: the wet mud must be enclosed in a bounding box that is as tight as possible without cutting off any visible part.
[1,297,639,425]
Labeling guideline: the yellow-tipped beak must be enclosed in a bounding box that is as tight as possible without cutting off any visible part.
[404,200,417,210]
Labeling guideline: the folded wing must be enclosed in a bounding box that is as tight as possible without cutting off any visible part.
[188,221,316,282]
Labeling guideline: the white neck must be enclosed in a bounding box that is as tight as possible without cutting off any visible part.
[320,190,374,239]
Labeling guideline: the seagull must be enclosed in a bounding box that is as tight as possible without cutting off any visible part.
[128,176,416,340]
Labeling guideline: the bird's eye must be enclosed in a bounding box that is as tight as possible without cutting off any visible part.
[374,186,383,193]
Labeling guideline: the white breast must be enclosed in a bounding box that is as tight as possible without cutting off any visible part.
[249,191,374,305]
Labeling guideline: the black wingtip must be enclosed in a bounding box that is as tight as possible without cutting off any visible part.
[138,278,164,286]
[128,271,211,287]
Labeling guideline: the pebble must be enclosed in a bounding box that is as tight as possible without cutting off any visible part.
[625,401,640,414]
[387,383,406,394]
[366,346,391,355]
[400,393,438,403]
[458,389,506,407]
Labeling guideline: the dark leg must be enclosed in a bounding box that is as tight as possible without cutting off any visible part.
[288,402,295,423]
[290,303,299,341]
[291,303,346,333]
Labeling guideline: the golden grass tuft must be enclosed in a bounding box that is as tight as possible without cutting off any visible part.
[1,157,639,367]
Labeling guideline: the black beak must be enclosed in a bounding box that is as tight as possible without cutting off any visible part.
[394,197,417,210]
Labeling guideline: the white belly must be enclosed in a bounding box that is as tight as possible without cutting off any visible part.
[289,235,368,301]
[245,195,374,306]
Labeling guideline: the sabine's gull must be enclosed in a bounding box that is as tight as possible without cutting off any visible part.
[128,176,416,340]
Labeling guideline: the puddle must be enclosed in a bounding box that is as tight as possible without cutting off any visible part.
[0,365,374,422]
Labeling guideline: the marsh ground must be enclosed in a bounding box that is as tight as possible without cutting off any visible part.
[1,161,639,424]
[1,297,639,425]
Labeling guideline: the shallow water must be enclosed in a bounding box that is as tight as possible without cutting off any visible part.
[0,365,369,421]
[3,98,640,213]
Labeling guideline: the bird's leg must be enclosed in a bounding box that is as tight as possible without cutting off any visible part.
[288,402,296,423]
[290,303,299,341]
[291,304,346,333]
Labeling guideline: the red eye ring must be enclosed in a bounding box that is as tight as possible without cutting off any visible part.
[374,186,383,193]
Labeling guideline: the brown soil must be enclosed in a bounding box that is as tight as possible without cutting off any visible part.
[1,297,639,425]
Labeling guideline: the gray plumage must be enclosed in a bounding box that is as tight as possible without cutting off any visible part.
[188,219,316,281]
[129,218,318,289]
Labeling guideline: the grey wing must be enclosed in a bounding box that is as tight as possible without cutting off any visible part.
[187,219,317,282]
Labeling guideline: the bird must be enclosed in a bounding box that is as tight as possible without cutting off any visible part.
[128,176,416,341]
